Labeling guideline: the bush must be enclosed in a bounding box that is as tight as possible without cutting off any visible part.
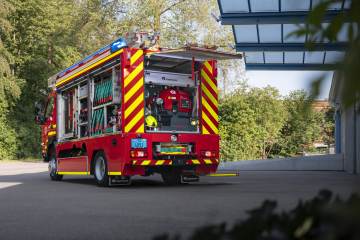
[153,190,360,240]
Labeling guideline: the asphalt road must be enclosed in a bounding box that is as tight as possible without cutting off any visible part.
[0,162,359,240]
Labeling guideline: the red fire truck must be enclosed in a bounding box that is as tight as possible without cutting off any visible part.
[35,28,242,186]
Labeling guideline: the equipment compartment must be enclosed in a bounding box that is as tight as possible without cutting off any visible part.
[144,55,200,133]
[90,66,122,137]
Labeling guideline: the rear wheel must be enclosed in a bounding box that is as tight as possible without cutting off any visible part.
[48,153,63,181]
[94,151,109,187]
[161,167,182,185]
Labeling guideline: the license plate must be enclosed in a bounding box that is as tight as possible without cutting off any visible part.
[161,147,186,153]
[131,139,147,148]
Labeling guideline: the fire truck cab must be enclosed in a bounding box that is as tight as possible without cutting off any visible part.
[35,29,242,186]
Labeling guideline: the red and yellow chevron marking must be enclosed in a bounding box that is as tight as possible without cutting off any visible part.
[201,61,218,134]
[123,49,145,133]
[187,159,219,164]
[132,160,172,166]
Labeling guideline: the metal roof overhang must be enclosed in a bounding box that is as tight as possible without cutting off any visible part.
[221,11,348,25]
[148,48,243,61]
[216,0,353,71]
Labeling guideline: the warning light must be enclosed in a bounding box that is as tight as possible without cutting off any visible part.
[130,150,148,158]
[200,150,216,158]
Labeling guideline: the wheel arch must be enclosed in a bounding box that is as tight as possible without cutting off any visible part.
[46,136,56,162]
[90,149,105,175]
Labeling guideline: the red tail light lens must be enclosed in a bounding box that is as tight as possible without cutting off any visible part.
[130,150,148,158]
[200,150,216,158]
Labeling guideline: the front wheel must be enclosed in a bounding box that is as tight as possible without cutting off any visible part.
[161,167,182,185]
[48,153,63,181]
[94,151,109,187]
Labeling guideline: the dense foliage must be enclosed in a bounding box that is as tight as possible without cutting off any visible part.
[219,82,286,143]
[219,84,335,160]
[153,190,360,240]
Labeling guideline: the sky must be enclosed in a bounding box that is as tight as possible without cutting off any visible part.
[246,71,333,100]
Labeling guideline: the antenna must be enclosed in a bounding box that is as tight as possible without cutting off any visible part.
[211,13,221,22]
[227,42,235,50]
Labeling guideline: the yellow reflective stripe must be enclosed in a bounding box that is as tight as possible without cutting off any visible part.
[131,50,143,65]
[46,139,48,143]
[202,125,210,134]
[124,77,143,103]
[108,172,122,175]
[202,111,218,134]
[57,172,88,175]
[57,49,123,86]
[44,146,47,150]
[48,131,56,136]
[209,174,239,177]
[202,71,217,94]
[124,93,144,119]
[202,97,218,122]
[124,66,143,88]
[187,159,218,164]
[133,160,172,165]
[125,109,144,132]
[136,123,144,133]
[201,83,218,108]
[52,124,56,128]
[204,61,212,74]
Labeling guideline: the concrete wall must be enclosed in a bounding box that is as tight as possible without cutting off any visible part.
[218,154,343,171]
[330,71,359,175]
[344,106,354,172]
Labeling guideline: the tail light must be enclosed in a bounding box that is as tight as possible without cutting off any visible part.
[200,150,216,158]
[130,150,148,158]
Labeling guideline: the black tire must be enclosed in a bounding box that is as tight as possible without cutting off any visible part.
[49,153,63,181]
[93,151,109,187]
[161,167,182,185]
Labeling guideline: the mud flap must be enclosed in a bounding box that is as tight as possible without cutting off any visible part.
[109,176,131,186]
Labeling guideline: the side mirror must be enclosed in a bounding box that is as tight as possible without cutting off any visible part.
[35,115,44,124]
[35,102,42,115]
[35,102,43,125]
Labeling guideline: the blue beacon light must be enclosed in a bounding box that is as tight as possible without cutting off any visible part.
[111,38,128,53]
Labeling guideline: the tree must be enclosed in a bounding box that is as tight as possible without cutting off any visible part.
[320,105,335,149]
[281,90,323,156]
[0,0,23,158]
[3,0,84,158]
[218,81,287,160]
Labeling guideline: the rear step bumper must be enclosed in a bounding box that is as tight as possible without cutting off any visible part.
[132,159,219,166]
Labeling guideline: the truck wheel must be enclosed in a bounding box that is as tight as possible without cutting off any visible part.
[161,167,181,185]
[48,153,63,181]
[94,151,109,187]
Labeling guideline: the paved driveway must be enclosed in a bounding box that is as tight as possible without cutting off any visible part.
[0,162,359,240]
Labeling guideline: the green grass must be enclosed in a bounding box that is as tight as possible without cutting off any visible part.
[0,158,43,162]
